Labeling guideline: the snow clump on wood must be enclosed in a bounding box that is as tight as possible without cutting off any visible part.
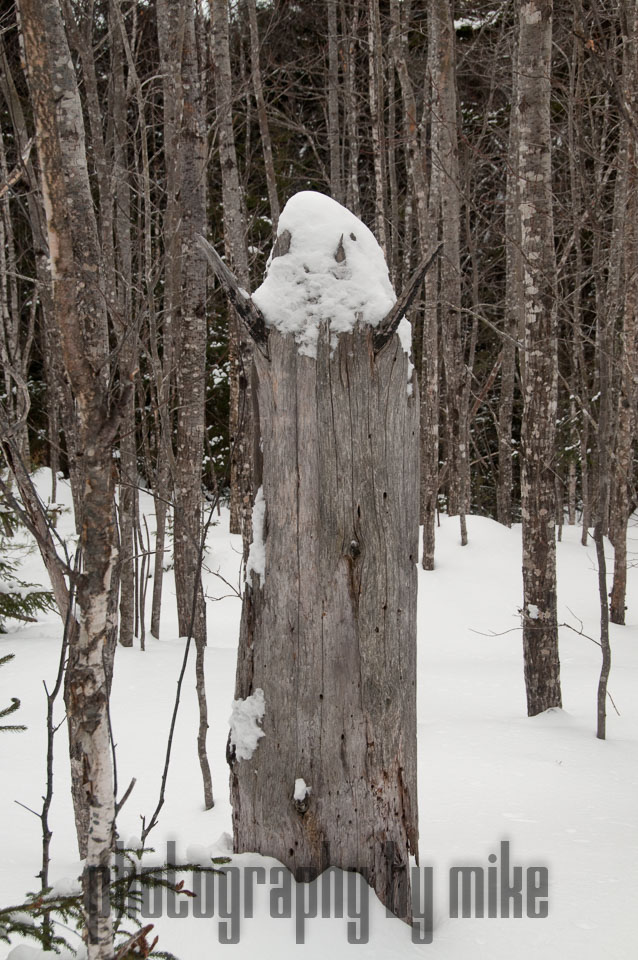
[397,316,415,395]
[229,688,266,761]
[252,191,396,358]
[293,778,310,802]
[246,485,266,588]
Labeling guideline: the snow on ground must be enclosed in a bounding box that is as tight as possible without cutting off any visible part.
[1,470,637,958]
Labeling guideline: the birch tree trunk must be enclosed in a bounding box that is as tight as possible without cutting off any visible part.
[517,0,562,716]
[8,3,84,844]
[18,0,119,953]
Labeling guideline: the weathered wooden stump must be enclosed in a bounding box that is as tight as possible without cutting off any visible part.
[201,191,438,918]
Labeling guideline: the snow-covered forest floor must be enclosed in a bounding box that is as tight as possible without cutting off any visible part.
[1,470,637,959]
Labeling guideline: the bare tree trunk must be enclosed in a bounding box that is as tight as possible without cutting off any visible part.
[367,0,388,254]
[212,0,253,547]
[566,42,581,531]
[111,2,137,648]
[0,32,92,836]
[233,328,419,917]
[19,1,119,953]
[150,462,170,640]
[0,34,76,505]
[421,267,439,570]
[327,0,343,203]
[498,39,522,528]
[247,0,280,228]
[152,0,182,642]
[342,0,361,216]
[390,0,426,238]
[0,127,33,466]
[177,0,213,809]
[421,4,441,570]
[517,0,562,716]
[609,0,638,625]
[595,157,614,742]
[157,0,213,809]
[430,0,466,543]
[387,53,400,283]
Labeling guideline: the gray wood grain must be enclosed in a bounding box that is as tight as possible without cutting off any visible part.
[229,319,419,921]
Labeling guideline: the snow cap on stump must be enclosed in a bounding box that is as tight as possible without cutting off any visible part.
[252,191,396,357]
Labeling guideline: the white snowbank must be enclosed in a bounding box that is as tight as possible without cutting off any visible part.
[252,191,396,357]
[4,469,638,960]
[246,486,266,588]
[0,580,46,598]
[7,948,45,960]
[229,689,265,761]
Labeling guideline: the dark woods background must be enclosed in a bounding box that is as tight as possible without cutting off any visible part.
[0,0,634,556]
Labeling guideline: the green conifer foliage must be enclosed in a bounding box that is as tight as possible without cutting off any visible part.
[0,538,54,633]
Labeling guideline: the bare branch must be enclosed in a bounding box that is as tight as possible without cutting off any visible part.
[373,243,443,352]
[196,235,269,347]
[0,136,33,199]
[115,778,137,818]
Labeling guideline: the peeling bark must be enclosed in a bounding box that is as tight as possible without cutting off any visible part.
[18,0,118,953]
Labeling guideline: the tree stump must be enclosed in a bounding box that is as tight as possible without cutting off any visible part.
[202,192,435,918]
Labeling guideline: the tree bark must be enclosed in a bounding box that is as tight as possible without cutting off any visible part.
[342,0,361,216]
[18,0,119,953]
[429,0,467,544]
[157,0,213,809]
[110,1,137,648]
[498,34,522,528]
[367,0,388,254]
[609,0,638,625]
[327,0,343,204]
[141,0,176,642]
[247,0,280,228]
[229,240,419,920]
[517,0,562,716]
[212,0,253,547]
[178,0,213,809]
